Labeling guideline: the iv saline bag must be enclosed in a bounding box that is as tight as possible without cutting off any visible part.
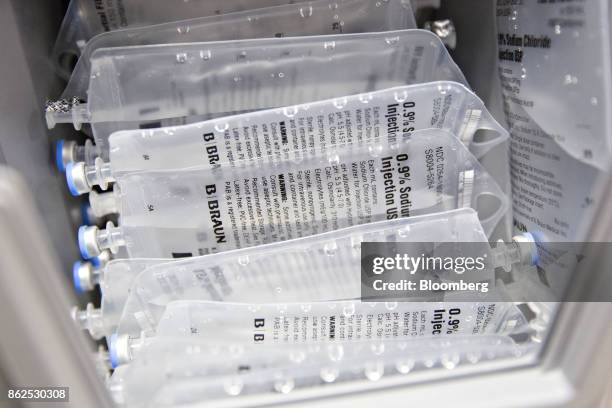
[52,0,306,77]
[496,0,611,171]
[72,208,490,339]
[51,29,465,127]
[69,82,508,195]
[112,237,535,341]
[47,30,467,164]
[496,0,612,241]
[61,0,416,92]
[76,209,538,340]
[75,129,508,260]
[151,300,529,346]
[53,0,415,171]
[107,304,531,377]
[108,334,530,406]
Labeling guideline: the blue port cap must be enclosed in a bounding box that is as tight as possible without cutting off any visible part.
[55,139,66,172]
[72,261,83,294]
[65,162,80,196]
[109,333,119,369]
[91,255,101,268]
[80,201,91,226]
[530,231,545,244]
[78,225,92,259]
[521,232,540,265]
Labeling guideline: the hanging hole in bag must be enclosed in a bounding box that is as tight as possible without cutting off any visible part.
[472,129,500,144]
[475,192,503,223]
[58,51,79,74]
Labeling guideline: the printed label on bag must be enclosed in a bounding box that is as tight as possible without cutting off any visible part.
[109,83,489,173]
[155,301,515,345]
[91,0,128,30]
[202,143,449,249]
[117,124,505,260]
[496,0,610,240]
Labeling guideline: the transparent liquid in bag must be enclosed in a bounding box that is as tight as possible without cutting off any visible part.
[52,0,304,78]
[117,209,512,338]
[77,129,508,260]
[496,0,611,242]
[47,29,467,161]
[62,0,416,91]
[109,334,534,407]
[77,208,488,340]
[496,0,612,171]
[154,300,528,345]
[78,82,507,194]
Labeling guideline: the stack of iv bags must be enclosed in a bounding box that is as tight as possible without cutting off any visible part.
[47,0,549,406]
